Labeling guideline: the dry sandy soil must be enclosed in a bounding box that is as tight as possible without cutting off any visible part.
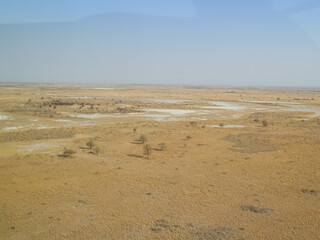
[0,84,320,239]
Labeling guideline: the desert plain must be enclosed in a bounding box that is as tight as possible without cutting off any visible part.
[0,84,319,239]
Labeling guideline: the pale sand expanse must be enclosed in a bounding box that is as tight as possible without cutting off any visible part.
[0,84,320,239]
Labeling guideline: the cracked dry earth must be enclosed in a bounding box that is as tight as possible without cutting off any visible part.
[1,85,320,239]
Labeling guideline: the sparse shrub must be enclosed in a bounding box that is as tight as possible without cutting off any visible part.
[86,140,95,149]
[190,121,197,127]
[219,123,224,128]
[133,128,137,133]
[253,119,259,122]
[62,148,76,157]
[159,143,166,151]
[262,119,269,127]
[143,144,152,159]
[186,136,191,140]
[139,135,147,144]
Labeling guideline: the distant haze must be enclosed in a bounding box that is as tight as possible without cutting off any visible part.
[0,0,320,87]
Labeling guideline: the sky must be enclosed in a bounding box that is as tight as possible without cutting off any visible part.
[0,0,320,87]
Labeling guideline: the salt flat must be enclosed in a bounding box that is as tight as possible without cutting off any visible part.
[0,84,319,240]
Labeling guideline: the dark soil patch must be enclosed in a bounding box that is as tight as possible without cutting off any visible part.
[151,219,173,232]
[301,189,318,196]
[127,154,143,158]
[0,129,74,143]
[224,133,278,153]
[241,205,273,214]
[193,226,235,240]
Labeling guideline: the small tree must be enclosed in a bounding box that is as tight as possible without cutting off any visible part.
[139,135,147,144]
[262,119,269,127]
[86,140,95,149]
[143,144,152,159]
[133,128,137,133]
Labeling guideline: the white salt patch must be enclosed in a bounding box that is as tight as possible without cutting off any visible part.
[142,109,203,116]
[92,88,115,90]
[54,119,73,122]
[131,109,210,121]
[0,114,12,120]
[247,100,300,105]
[244,100,320,116]
[210,125,245,128]
[24,143,59,152]
[139,98,192,103]
[70,114,128,119]
[139,114,176,121]
[191,118,208,121]
[3,126,25,131]
[36,125,55,129]
[281,105,320,117]
[3,124,35,131]
[205,101,267,111]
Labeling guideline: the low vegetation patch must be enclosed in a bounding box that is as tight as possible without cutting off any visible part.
[241,205,273,214]
[61,148,76,157]
[301,189,318,196]
[86,140,95,149]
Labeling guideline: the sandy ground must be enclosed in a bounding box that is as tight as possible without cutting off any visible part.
[0,84,320,239]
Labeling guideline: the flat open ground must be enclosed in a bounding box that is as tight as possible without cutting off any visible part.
[1,84,320,239]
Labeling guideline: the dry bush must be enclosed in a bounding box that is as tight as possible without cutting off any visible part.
[86,140,95,149]
[139,135,147,144]
[219,123,224,128]
[262,119,269,127]
[62,148,76,157]
[143,144,152,159]
[190,121,197,127]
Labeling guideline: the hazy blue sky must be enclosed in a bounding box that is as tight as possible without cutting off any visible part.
[0,0,319,87]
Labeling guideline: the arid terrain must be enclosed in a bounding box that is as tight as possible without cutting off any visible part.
[0,84,320,240]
